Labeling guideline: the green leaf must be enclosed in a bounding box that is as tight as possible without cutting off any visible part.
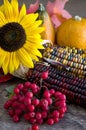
[5,85,16,94]
[8,92,14,99]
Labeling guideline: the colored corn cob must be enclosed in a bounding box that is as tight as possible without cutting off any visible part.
[42,45,86,78]
[27,62,86,107]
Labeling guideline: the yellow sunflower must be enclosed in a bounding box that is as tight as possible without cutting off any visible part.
[0,0,44,74]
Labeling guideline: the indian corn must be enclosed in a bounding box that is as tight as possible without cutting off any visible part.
[27,62,86,107]
[42,45,86,78]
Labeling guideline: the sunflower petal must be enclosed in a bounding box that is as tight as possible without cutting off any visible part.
[4,0,14,21]
[20,13,38,27]
[13,52,20,70]
[26,26,44,34]
[26,34,42,42]
[0,5,4,12]
[11,0,19,21]
[29,53,39,61]
[31,55,39,61]
[25,40,44,50]
[18,4,26,22]
[0,10,6,26]
[9,53,15,74]
[4,0,8,4]
[23,44,41,61]
[28,20,43,29]
[17,48,34,68]
[0,51,6,67]
[30,48,42,58]
[24,45,39,61]
[2,52,9,74]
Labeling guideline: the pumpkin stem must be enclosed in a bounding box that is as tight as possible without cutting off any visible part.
[74,16,82,21]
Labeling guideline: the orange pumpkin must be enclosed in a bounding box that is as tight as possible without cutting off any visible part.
[56,16,86,50]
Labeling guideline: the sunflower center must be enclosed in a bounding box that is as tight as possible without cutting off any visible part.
[0,22,26,52]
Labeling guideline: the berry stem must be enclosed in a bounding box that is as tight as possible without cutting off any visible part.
[40,78,43,88]
[40,78,48,90]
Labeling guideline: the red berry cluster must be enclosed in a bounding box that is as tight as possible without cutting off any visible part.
[4,71,67,130]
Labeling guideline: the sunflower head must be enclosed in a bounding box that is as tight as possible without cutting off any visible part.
[0,0,44,74]
[0,22,26,52]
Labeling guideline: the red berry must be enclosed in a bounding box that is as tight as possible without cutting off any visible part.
[24,113,30,121]
[32,99,40,106]
[29,112,35,118]
[41,71,48,79]
[4,100,12,109]
[40,99,48,107]
[58,107,67,118]
[17,83,24,90]
[24,97,31,105]
[40,100,49,110]
[25,92,33,98]
[8,109,14,117]
[32,88,39,94]
[56,94,66,101]
[18,96,24,102]
[13,115,20,122]
[55,101,66,108]
[29,118,36,124]
[37,118,43,124]
[59,107,67,114]
[14,87,20,94]
[23,89,28,94]
[59,113,64,118]
[49,89,55,95]
[15,109,22,115]
[43,90,51,98]
[32,124,39,130]
[36,87,40,93]
[54,92,62,98]
[41,111,47,118]
[59,94,66,101]
[11,95,17,101]
[35,112,42,120]
[24,81,31,88]
[47,118,54,125]
[4,103,9,109]
[31,83,38,90]
[42,105,49,111]
[53,117,59,123]
[52,110,59,118]
[28,104,35,112]
[46,98,52,105]
[19,103,25,111]
[12,101,19,108]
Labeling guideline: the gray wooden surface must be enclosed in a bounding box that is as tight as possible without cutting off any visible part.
[0,0,86,130]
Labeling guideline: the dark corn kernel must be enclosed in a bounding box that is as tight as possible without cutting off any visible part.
[27,62,86,108]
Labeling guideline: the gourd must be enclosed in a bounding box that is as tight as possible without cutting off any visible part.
[37,4,55,44]
[56,16,86,50]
